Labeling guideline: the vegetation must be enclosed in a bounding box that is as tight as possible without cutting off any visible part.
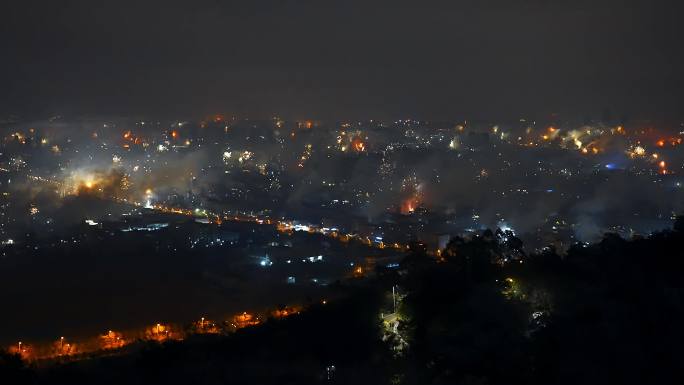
[395,217,684,384]
[3,218,684,384]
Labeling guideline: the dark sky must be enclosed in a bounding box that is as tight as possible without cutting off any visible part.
[1,0,682,122]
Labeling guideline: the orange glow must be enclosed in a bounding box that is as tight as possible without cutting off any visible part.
[659,160,666,168]
[84,180,95,189]
[100,330,127,350]
[351,136,366,152]
[9,342,32,361]
[657,139,665,147]
[232,312,261,329]
[171,130,178,139]
[52,337,77,357]
[194,318,221,334]
[271,306,301,319]
[401,198,417,215]
[145,323,180,342]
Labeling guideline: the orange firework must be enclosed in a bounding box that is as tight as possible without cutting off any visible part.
[401,197,418,215]
[351,136,366,152]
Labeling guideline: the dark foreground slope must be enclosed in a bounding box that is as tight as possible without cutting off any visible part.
[2,286,392,385]
[396,219,684,385]
[3,218,684,385]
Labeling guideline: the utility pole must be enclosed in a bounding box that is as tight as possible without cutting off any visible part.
[392,285,397,314]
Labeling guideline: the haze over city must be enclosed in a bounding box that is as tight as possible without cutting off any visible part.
[1,1,683,384]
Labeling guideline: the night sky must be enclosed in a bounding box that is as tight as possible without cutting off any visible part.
[1,0,682,122]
